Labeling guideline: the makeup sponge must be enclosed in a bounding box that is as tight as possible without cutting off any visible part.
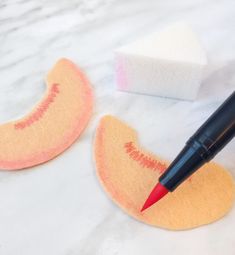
[116,22,207,100]
[0,58,93,170]
[94,115,235,230]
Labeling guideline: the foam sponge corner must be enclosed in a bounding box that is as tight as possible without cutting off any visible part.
[115,22,207,100]
[0,58,93,170]
[94,115,235,230]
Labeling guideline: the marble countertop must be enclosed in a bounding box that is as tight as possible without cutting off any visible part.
[0,0,235,254]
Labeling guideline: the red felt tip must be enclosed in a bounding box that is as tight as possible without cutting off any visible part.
[141,182,169,212]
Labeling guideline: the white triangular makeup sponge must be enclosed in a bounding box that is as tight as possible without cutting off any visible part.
[116,22,207,100]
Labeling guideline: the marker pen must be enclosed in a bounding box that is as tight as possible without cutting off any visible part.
[141,91,235,212]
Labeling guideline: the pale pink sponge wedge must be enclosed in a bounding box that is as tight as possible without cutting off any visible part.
[0,58,93,170]
[116,22,207,100]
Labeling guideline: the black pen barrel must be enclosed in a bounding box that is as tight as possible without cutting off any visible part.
[159,91,235,191]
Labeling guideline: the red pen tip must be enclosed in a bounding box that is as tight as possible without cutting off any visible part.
[141,182,169,212]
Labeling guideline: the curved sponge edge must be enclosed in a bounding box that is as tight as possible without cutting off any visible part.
[0,58,93,170]
[94,115,235,230]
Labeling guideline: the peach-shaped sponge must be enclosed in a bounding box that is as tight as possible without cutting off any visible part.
[0,58,93,170]
[94,115,235,230]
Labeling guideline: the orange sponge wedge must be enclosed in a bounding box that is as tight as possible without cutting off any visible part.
[94,115,235,230]
[0,58,93,170]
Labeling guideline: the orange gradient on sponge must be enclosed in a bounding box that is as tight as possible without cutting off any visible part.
[0,58,93,170]
[94,115,235,230]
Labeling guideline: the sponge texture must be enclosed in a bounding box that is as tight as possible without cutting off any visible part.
[0,58,93,170]
[94,115,235,230]
[116,22,207,100]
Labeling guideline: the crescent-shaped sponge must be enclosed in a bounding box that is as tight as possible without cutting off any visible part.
[0,58,93,170]
[94,115,235,230]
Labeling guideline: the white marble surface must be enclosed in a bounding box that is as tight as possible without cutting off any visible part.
[0,0,235,254]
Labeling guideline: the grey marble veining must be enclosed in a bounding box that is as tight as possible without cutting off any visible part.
[0,0,235,254]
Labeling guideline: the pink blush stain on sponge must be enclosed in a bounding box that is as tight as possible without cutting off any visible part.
[116,56,128,90]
